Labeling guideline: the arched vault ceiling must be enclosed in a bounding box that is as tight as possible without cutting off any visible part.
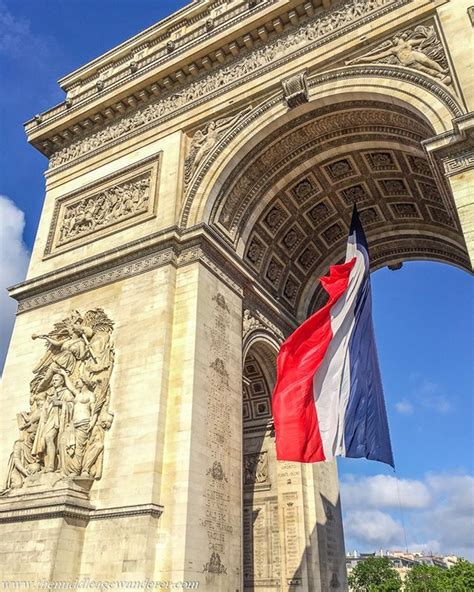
[209,101,470,318]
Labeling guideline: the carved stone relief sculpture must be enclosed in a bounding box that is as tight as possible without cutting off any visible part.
[58,174,151,246]
[346,25,451,85]
[242,309,285,342]
[45,157,160,256]
[48,0,399,169]
[184,107,252,186]
[282,71,309,109]
[243,452,269,487]
[1,308,115,494]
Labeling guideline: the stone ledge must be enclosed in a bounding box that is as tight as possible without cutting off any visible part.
[0,474,164,524]
[0,497,164,524]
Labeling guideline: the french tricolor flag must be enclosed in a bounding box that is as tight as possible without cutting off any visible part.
[272,207,394,467]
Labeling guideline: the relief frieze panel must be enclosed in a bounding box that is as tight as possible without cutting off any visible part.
[45,156,161,256]
[47,0,405,170]
[1,308,115,494]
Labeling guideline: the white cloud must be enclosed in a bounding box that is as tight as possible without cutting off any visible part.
[0,1,27,56]
[0,1,50,63]
[395,400,414,415]
[341,471,474,559]
[0,196,30,371]
[341,474,432,510]
[345,509,404,547]
[397,378,454,415]
[419,379,452,413]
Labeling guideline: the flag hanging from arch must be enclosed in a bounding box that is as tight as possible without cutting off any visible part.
[272,207,394,467]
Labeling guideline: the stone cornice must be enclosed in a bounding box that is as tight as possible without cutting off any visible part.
[26,0,419,161]
[9,225,298,327]
[0,501,164,524]
[25,0,303,138]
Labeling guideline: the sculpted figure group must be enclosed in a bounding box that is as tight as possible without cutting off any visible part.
[2,309,115,493]
[58,176,150,245]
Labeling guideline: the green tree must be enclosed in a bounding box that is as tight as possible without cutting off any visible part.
[446,559,474,592]
[348,556,402,592]
[403,563,447,592]
[404,559,474,592]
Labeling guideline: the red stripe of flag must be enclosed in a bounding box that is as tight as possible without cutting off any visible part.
[272,259,356,462]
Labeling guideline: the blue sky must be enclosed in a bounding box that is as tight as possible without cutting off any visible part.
[1,0,473,560]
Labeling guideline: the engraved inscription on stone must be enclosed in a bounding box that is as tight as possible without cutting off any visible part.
[283,492,302,582]
[201,292,233,574]
[243,497,280,587]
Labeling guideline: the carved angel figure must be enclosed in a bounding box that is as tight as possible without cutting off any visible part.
[347,26,451,85]
[184,107,252,183]
[1,308,115,493]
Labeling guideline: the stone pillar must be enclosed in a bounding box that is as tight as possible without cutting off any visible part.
[157,260,243,589]
[437,0,474,111]
[444,157,474,266]
[424,114,474,268]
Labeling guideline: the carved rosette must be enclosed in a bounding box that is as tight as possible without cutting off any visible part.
[2,308,115,494]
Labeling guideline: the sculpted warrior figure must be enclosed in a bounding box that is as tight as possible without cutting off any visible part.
[30,312,94,394]
[32,373,75,472]
[1,425,41,492]
[57,369,97,477]
[81,411,114,479]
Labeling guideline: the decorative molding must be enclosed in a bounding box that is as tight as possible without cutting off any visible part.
[26,0,284,131]
[12,228,249,313]
[46,0,409,172]
[213,101,434,235]
[181,69,463,228]
[282,71,309,108]
[17,248,176,313]
[442,149,474,176]
[0,501,163,524]
[309,65,462,117]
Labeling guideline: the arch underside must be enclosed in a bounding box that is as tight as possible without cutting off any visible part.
[208,100,470,319]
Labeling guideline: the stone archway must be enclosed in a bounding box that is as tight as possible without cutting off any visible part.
[242,343,278,589]
[241,334,347,591]
[195,92,470,321]
[201,83,471,591]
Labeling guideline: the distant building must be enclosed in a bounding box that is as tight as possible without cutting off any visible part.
[346,549,461,585]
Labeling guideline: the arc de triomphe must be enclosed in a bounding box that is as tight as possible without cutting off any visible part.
[1,0,472,590]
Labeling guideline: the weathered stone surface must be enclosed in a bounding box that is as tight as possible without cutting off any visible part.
[1,0,472,587]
